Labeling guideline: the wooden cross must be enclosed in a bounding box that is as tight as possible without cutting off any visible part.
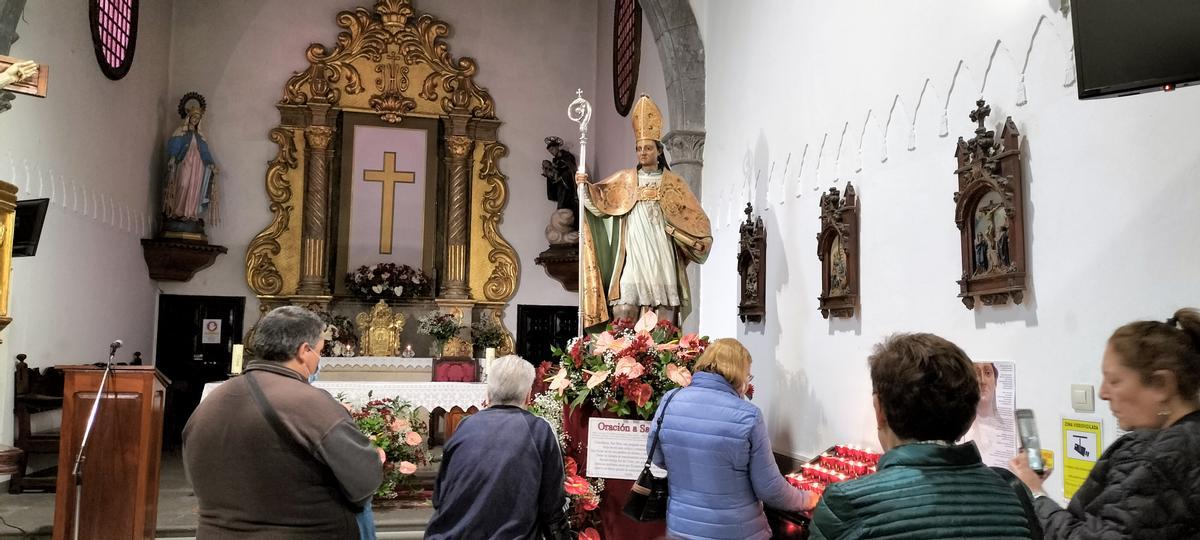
[969,99,991,133]
[363,151,415,254]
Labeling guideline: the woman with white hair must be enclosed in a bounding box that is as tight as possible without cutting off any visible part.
[426,355,567,539]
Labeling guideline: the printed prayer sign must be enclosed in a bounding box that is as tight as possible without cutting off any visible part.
[1061,417,1102,498]
[586,417,663,480]
[202,319,222,344]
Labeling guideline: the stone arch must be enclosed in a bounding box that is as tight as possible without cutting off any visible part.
[642,0,705,194]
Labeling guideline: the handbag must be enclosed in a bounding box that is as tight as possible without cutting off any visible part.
[622,389,680,522]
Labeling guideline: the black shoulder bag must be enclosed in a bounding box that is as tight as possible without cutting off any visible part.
[622,389,680,522]
[990,466,1045,540]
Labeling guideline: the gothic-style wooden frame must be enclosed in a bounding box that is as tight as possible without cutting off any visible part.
[737,203,765,323]
[953,99,1027,309]
[817,183,859,319]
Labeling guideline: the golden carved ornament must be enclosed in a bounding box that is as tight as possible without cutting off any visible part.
[245,128,299,295]
[355,300,407,356]
[446,135,473,158]
[305,126,334,149]
[281,0,495,119]
[478,142,519,302]
[443,336,472,357]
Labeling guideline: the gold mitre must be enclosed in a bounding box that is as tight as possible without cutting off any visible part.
[631,95,663,142]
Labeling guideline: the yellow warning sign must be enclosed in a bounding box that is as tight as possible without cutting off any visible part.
[1062,418,1102,498]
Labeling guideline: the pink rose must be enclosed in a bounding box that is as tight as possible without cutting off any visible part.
[614,356,644,379]
[398,461,417,475]
[391,418,411,433]
[406,431,423,446]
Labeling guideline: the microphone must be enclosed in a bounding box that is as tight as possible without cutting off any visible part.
[109,339,123,357]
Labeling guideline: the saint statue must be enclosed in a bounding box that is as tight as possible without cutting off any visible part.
[161,92,219,240]
[575,95,712,328]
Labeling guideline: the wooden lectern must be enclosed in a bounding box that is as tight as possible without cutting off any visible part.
[52,365,169,540]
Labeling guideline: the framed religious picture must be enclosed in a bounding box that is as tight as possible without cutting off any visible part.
[952,99,1028,309]
[817,183,859,319]
[737,203,765,323]
[334,113,442,296]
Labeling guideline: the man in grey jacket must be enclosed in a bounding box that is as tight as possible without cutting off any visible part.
[184,306,383,539]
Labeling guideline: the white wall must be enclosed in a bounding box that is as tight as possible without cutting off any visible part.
[592,5,670,179]
[0,0,172,443]
[700,0,1200,501]
[162,0,607,334]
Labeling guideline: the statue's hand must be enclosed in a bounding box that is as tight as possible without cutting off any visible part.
[1,61,37,84]
[575,172,589,185]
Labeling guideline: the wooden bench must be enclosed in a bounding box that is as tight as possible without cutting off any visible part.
[12,354,63,493]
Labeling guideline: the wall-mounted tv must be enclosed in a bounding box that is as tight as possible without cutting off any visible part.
[1072,0,1200,99]
[13,198,49,257]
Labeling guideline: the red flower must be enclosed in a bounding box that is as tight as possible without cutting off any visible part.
[580,495,599,512]
[610,317,635,333]
[578,527,601,540]
[746,383,755,400]
[627,382,653,408]
[564,456,578,476]
[564,475,591,496]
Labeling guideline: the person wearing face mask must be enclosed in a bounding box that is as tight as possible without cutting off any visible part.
[184,306,384,539]
[1010,308,1200,539]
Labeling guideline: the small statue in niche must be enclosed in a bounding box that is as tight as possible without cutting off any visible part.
[817,183,859,319]
[542,136,579,231]
[161,92,220,241]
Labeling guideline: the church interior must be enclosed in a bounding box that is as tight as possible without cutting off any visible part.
[0,0,1198,538]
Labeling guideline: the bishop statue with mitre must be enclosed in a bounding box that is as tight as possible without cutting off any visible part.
[575,95,712,329]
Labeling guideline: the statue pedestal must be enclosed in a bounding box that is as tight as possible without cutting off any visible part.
[140,238,227,281]
[535,243,579,292]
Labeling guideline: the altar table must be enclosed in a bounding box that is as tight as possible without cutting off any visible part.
[201,379,486,412]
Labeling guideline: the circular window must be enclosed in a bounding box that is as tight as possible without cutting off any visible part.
[89,0,139,80]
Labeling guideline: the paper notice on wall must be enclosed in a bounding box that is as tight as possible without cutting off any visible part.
[586,417,664,480]
[960,361,1019,468]
[202,319,222,344]
[1062,417,1102,499]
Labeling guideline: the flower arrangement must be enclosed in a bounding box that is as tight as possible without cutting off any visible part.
[318,311,359,357]
[341,394,430,499]
[417,311,465,342]
[346,263,432,302]
[530,392,603,538]
[470,318,505,350]
[548,311,708,419]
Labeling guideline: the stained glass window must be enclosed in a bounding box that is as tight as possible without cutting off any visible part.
[89,0,139,80]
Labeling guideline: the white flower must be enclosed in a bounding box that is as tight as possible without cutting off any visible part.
[381,273,390,279]
[372,284,384,294]
[392,286,404,296]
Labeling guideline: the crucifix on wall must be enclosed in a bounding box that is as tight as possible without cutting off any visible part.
[363,151,415,254]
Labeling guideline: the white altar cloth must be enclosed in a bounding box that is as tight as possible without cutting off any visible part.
[319,356,434,370]
[201,380,487,411]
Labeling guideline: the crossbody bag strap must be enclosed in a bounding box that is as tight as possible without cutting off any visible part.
[244,371,311,458]
[643,388,681,468]
[990,466,1045,540]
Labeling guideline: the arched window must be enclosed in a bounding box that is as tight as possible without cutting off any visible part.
[89,0,139,80]
[612,0,642,117]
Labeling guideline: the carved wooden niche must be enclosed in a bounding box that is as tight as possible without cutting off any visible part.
[817,183,859,319]
[953,99,1027,309]
[737,203,766,323]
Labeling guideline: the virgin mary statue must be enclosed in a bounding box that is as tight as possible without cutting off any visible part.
[161,92,219,240]
[575,95,712,329]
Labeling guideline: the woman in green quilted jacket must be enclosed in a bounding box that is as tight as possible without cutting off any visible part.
[810,333,1035,540]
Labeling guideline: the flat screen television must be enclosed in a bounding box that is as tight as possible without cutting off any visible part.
[13,198,49,257]
[1072,0,1200,99]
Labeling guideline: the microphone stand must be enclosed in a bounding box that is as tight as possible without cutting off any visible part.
[70,344,118,540]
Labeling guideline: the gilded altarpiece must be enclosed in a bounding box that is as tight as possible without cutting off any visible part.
[952,100,1027,309]
[244,0,517,353]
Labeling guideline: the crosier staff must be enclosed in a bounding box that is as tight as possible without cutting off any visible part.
[567,89,592,335]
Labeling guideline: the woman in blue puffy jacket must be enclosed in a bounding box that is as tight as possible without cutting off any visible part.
[648,338,817,539]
